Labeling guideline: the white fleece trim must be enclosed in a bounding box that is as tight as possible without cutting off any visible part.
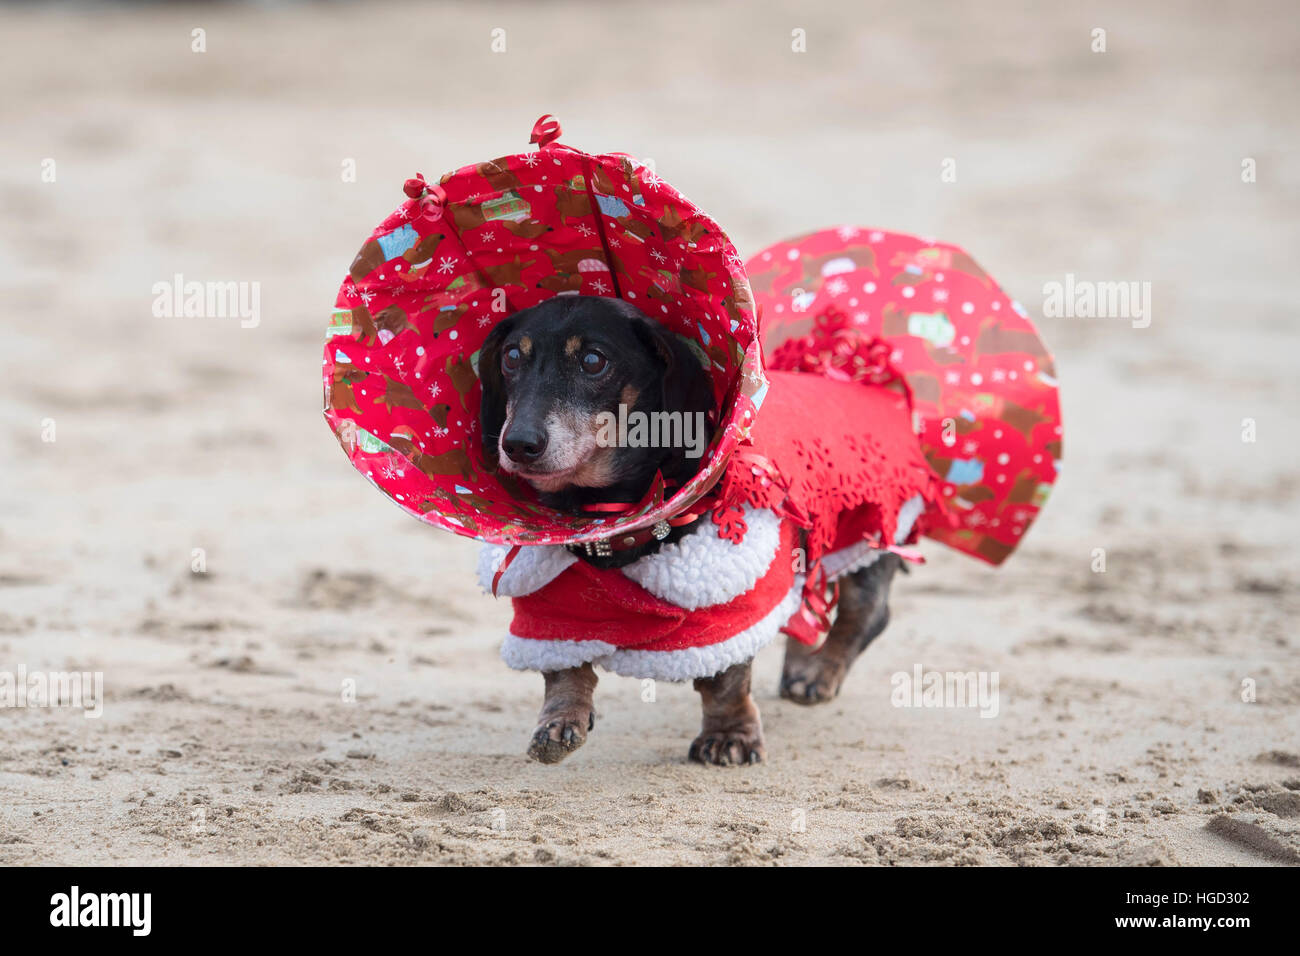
[477,542,577,597]
[896,493,925,543]
[619,506,781,610]
[493,494,925,680]
[499,579,805,682]
[500,634,620,672]
[821,493,925,580]
[602,582,804,681]
[822,539,882,579]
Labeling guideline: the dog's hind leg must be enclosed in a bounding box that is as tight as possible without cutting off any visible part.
[528,663,598,764]
[690,661,765,765]
[780,553,903,705]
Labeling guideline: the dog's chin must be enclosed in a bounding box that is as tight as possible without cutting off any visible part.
[516,467,581,494]
[505,450,620,496]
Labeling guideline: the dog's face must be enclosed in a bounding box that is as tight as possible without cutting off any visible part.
[477,296,715,509]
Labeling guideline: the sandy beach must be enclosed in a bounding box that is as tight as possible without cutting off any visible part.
[1,0,1297,865]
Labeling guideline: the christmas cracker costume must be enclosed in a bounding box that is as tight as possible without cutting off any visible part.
[324,117,1063,681]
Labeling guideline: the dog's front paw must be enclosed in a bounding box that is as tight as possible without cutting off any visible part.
[779,662,847,705]
[688,727,766,766]
[779,644,848,705]
[527,710,595,765]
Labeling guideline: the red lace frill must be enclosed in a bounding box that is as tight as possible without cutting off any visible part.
[712,309,949,643]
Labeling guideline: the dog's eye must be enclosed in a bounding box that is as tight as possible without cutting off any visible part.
[581,350,608,375]
[502,346,521,372]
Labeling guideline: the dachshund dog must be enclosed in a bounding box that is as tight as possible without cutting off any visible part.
[478,297,713,517]
[478,296,905,765]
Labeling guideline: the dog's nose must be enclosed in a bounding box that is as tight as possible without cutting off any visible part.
[502,425,548,463]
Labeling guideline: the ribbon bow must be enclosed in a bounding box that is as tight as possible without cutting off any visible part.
[401,173,447,220]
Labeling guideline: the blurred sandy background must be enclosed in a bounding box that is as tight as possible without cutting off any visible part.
[1,0,1297,865]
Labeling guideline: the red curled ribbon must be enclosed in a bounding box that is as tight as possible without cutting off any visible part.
[781,558,840,646]
[530,114,562,148]
[490,544,523,597]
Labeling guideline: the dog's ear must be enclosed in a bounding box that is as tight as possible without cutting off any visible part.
[631,318,716,481]
[476,317,516,464]
[632,318,714,419]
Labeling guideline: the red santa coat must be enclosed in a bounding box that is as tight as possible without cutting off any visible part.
[480,368,943,682]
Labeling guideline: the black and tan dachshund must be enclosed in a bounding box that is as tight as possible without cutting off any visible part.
[478,296,904,765]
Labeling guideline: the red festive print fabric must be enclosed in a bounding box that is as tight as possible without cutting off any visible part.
[323,117,764,547]
[746,227,1062,565]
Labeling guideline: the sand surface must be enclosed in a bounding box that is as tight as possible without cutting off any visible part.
[1,0,1297,865]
